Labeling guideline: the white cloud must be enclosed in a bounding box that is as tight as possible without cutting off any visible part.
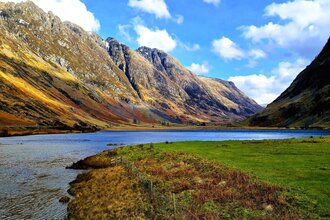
[248,49,266,59]
[274,58,308,82]
[242,0,330,57]
[229,58,308,104]
[212,37,267,62]
[203,0,221,6]
[118,24,132,42]
[174,14,184,24]
[245,60,259,68]
[128,0,171,19]
[187,62,210,75]
[180,42,200,52]
[2,0,100,32]
[131,16,145,26]
[212,37,245,60]
[134,24,177,52]
[120,17,182,52]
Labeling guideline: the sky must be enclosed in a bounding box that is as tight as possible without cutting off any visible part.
[4,0,330,104]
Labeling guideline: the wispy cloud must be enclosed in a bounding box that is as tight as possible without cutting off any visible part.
[2,0,100,32]
[187,62,211,75]
[203,0,221,7]
[128,0,171,18]
[229,58,308,104]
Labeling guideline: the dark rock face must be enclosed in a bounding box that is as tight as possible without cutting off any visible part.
[249,37,330,128]
[0,1,262,128]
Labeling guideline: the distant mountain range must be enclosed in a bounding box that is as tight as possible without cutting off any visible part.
[0,1,262,131]
[249,37,330,129]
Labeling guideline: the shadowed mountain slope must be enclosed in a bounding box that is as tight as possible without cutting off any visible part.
[249,37,330,128]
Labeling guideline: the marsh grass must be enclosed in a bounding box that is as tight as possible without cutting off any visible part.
[68,166,150,219]
[154,136,330,218]
[67,137,329,219]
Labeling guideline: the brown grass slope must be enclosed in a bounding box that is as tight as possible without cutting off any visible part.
[249,37,330,128]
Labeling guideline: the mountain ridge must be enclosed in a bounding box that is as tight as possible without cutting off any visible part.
[106,38,262,123]
[0,1,262,132]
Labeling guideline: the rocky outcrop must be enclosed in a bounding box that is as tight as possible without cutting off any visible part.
[249,38,330,128]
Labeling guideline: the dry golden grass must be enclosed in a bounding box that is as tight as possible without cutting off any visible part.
[0,70,68,109]
[68,166,149,220]
[0,110,35,126]
[67,143,314,219]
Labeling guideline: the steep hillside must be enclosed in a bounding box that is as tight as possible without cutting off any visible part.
[249,37,330,128]
[0,1,262,132]
[107,39,262,123]
[198,77,262,116]
[0,1,156,131]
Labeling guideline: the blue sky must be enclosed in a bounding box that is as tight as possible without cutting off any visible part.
[6,0,330,104]
[85,0,280,78]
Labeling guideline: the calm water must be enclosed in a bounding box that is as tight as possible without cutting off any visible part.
[0,130,329,219]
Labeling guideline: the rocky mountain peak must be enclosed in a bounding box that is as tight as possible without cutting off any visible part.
[105,37,131,74]
[136,46,173,73]
[137,46,167,60]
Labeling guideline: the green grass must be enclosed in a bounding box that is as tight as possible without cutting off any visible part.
[154,137,330,217]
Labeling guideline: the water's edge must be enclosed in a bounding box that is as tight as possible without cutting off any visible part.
[1,130,329,219]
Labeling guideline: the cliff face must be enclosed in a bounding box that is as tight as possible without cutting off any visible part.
[249,38,330,128]
[0,1,262,130]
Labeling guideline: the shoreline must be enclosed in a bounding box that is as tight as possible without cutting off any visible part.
[1,125,329,138]
[105,126,329,131]
[0,128,98,138]
[66,137,330,219]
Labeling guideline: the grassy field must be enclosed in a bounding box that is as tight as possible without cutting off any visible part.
[68,136,329,219]
[155,137,330,217]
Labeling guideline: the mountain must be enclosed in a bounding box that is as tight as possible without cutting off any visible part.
[0,1,261,132]
[107,39,262,123]
[249,37,330,128]
[0,1,152,131]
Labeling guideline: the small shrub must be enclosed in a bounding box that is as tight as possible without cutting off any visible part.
[59,196,70,203]
[133,118,139,124]
[106,150,118,157]
[201,200,218,214]
[138,144,144,150]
